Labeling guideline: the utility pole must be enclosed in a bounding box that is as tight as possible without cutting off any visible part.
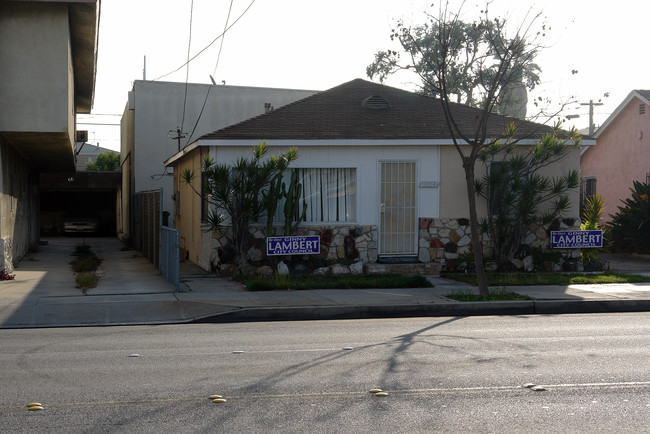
[580,99,604,135]
[169,128,186,152]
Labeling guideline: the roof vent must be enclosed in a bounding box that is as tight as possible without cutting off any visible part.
[362,95,390,109]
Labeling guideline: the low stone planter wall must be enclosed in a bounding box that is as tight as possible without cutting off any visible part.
[211,224,379,267]
[208,217,581,274]
[417,217,581,263]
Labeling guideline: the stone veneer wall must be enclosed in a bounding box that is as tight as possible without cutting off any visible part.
[207,218,580,269]
[417,217,581,263]
[209,224,379,267]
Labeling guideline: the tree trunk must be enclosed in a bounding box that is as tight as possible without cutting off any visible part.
[463,160,490,296]
[232,217,249,266]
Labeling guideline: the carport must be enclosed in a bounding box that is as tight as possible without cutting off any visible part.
[40,171,120,236]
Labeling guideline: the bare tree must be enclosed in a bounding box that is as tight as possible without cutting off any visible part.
[368,2,550,295]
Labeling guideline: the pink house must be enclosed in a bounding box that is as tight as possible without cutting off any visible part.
[581,90,650,221]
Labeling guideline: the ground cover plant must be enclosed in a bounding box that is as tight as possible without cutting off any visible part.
[446,287,531,302]
[75,271,99,290]
[70,244,102,292]
[443,272,650,286]
[239,274,432,291]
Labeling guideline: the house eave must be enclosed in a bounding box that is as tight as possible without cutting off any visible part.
[192,138,550,148]
[164,141,199,167]
[594,90,650,139]
[69,0,100,114]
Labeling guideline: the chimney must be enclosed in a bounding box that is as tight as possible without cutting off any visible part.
[264,103,273,113]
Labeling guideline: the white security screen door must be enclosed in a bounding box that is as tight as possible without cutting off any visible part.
[379,161,417,255]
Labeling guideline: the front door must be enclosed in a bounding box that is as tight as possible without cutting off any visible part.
[379,161,417,255]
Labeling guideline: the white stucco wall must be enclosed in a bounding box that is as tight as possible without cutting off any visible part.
[206,139,581,225]
[124,81,317,221]
[208,141,442,226]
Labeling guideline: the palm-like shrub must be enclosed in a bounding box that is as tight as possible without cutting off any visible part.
[475,123,581,270]
[182,143,298,265]
[609,181,650,253]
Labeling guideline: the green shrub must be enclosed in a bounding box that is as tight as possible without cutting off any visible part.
[580,194,606,261]
[609,181,650,253]
[244,274,432,291]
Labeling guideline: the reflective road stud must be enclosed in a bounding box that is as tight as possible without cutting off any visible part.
[27,403,43,411]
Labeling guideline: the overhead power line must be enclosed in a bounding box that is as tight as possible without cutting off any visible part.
[153,0,257,81]
[183,0,235,148]
[77,122,120,126]
[180,0,196,133]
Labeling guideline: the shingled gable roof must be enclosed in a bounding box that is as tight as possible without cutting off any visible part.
[197,78,554,142]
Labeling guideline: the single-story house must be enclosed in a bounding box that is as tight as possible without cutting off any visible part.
[164,79,592,272]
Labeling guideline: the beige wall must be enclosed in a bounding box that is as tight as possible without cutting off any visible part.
[121,81,317,227]
[582,97,650,220]
[118,105,135,240]
[440,144,581,219]
[0,138,39,271]
[173,148,205,265]
[0,2,72,134]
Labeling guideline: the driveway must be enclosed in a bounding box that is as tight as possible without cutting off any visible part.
[0,237,176,327]
[599,253,650,276]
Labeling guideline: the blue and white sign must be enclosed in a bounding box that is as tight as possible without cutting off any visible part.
[266,235,321,256]
[551,230,603,249]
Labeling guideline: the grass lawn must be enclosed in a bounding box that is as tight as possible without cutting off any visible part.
[442,272,650,286]
[446,287,531,302]
[239,274,433,291]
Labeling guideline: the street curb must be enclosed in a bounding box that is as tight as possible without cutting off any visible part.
[195,299,650,323]
[5,300,650,329]
[194,301,536,323]
[533,299,650,314]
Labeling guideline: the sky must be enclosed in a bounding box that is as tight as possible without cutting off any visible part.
[80,0,650,152]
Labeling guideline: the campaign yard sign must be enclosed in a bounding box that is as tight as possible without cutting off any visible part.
[550,230,603,249]
[266,235,320,256]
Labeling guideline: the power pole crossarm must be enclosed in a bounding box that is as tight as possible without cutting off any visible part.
[580,99,604,135]
[169,128,187,152]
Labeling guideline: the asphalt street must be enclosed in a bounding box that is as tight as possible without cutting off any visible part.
[2,313,650,432]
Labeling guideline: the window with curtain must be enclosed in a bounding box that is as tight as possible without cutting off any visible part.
[294,168,356,222]
[271,168,356,224]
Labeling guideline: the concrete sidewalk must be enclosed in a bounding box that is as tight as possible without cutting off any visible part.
[1,237,650,328]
